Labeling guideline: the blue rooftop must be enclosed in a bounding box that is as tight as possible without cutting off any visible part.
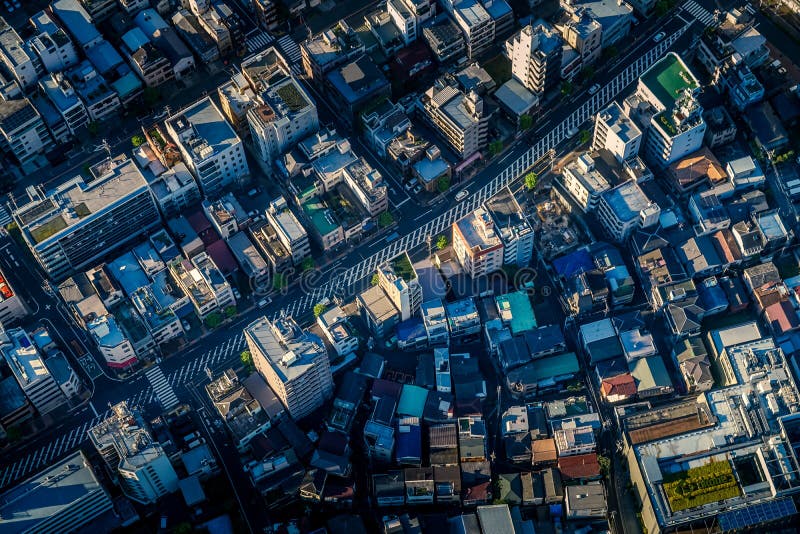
[397,317,427,342]
[397,385,428,418]
[697,277,728,311]
[52,0,100,48]
[484,0,513,20]
[395,421,422,462]
[108,252,149,296]
[326,55,389,105]
[111,70,143,99]
[86,40,124,76]
[121,28,150,52]
[0,376,27,418]
[553,249,593,278]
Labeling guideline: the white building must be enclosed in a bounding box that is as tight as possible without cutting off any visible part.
[453,208,505,277]
[166,96,249,197]
[246,50,319,162]
[561,153,610,211]
[597,180,659,242]
[419,82,488,160]
[45,351,82,399]
[40,72,90,136]
[421,299,449,345]
[28,11,80,73]
[387,0,436,45]
[89,402,179,504]
[88,314,138,370]
[0,17,40,90]
[592,101,642,163]
[169,252,235,319]
[378,252,423,321]
[245,316,334,420]
[0,97,54,165]
[486,187,534,267]
[317,306,359,357]
[444,0,495,59]
[0,327,67,415]
[509,22,563,96]
[266,196,311,265]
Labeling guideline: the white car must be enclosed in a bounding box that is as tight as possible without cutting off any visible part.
[455,190,469,202]
[588,84,600,95]
[258,297,272,308]
[654,32,666,42]
[567,126,579,138]
[182,320,191,332]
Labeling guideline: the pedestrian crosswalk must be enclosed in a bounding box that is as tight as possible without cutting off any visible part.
[0,206,11,227]
[246,31,274,54]
[145,365,180,411]
[277,35,302,65]
[682,0,715,25]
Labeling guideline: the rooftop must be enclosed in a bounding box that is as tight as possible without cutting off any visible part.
[0,328,50,388]
[597,101,641,143]
[602,180,655,223]
[455,207,503,253]
[166,97,240,164]
[244,316,327,383]
[640,52,699,109]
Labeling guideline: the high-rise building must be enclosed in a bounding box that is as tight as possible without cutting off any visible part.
[378,252,422,321]
[592,101,642,163]
[13,156,160,280]
[509,22,563,96]
[0,326,67,415]
[625,53,706,168]
[419,81,489,160]
[265,196,311,265]
[485,187,534,267]
[89,402,179,504]
[452,207,504,277]
[0,98,54,165]
[245,316,333,420]
[443,0,495,59]
[387,0,436,45]
[166,96,249,197]
[169,252,235,319]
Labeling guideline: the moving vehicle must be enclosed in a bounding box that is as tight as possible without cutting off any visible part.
[588,84,600,95]
[455,190,469,202]
[654,32,666,42]
[258,297,272,308]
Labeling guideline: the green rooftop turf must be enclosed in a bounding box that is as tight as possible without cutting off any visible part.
[641,53,697,108]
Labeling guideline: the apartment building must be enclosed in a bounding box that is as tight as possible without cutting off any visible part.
[485,187,534,267]
[245,315,334,420]
[134,9,196,79]
[130,285,184,345]
[626,53,706,168]
[169,252,235,319]
[172,8,221,64]
[28,11,80,73]
[89,402,179,504]
[65,61,121,121]
[228,231,270,288]
[51,0,104,52]
[1,326,67,415]
[453,207,504,277]
[559,9,602,64]
[592,101,642,163]
[419,80,489,160]
[134,153,201,220]
[166,96,249,197]
[561,153,611,211]
[423,19,466,63]
[560,0,633,48]
[324,55,391,126]
[87,314,138,369]
[121,28,174,88]
[509,22,563,96]
[0,267,26,324]
[342,158,389,217]
[446,0,495,59]
[317,306,359,357]
[13,157,160,280]
[266,196,311,265]
[301,22,366,81]
[245,51,319,162]
[387,0,436,45]
[0,17,41,90]
[39,73,90,136]
[378,252,423,321]
[0,451,113,534]
[0,97,54,165]
[597,181,660,242]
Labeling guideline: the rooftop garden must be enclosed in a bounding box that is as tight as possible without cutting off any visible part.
[275,83,308,113]
[391,253,415,281]
[663,460,741,512]
[30,215,67,243]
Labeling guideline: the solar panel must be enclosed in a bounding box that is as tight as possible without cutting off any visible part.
[718,498,797,531]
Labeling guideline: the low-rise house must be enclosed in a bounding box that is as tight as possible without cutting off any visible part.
[374,471,406,507]
[630,355,674,397]
[565,482,607,520]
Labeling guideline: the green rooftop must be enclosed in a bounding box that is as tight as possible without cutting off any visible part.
[496,291,537,335]
[301,195,340,236]
[391,253,416,282]
[30,215,67,244]
[641,53,698,108]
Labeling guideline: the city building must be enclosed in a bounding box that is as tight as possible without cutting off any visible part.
[89,402,179,504]
[0,451,114,534]
[443,0,495,59]
[453,208,504,277]
[358,284,401,339]
[0,266,26,325]
[45,352,82,400]
[379,252,423,321]
[485,187,534,266]
[245,315,334,420]
[419,80,489,160]
[120,28,174,88]
[265,196,311,265]
[169,252,235,319]
[87,313,138,369]
[560,0,633,47]
[558,9,602,64]
[51,0,103,52]
[422,19,466,63]
[133,148,201,220]
[509,22,563,96]
[324,55,391,126]
[13,156,160,280]
[0,327,67,415]
[597,181,660,242]
[301,22,366,81]
[0,97,54,165]
[422,299,450,346]
[65,61,121,121]
[172,9,220,64]
[130,285,184,346]
[134,9,196,79]
[317,306,359,357]
[166,97,249,197]
[387,0,436,45]
[626,53,706,167]
[561,153,611,211]
[245,50,319,162]
[28,11,80,74]
[228,231,270,288]
[0,17,41,91]
[39,73,89,136]
[593,101,642,163]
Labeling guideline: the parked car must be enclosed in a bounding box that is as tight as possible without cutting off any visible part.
[588,84,601,95]
[182,320,191,332]
[413,184,423,194]
[258,297,272,308]
[232,288,241,300]
[654,32,665,42]
[455,190,469,202]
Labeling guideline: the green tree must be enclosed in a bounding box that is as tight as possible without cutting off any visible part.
[240,350,253,372]
[224,305,237,318]
[87,121,99,137]
[488,140,503,157]
[436,234,448,250]
[378,211,394,228]
[437,176,451,193]
[599,454,611,477]
[301,257,315,272]
[519,114,533,130]
[313,303,327,317]
[579,129,591,145]
[131,134,146,147]
[273,272,287,290]
[204,313,222,329]
[370,273,380,286]
[524,171,538,191]
[561,80,573,96]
